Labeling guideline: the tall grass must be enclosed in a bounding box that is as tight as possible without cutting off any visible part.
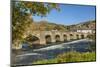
[33,51,96,64]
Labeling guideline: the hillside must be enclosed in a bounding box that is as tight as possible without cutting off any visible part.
[69,20,96,31]
[32,20,96,31]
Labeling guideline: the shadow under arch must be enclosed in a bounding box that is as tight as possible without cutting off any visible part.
[70,34,74,40]
[55,35,61,42]
[81,34,85,39]
[76,34,79,39]
[25,35,40,45]
[63,34,67,42]
[45,35,52,44]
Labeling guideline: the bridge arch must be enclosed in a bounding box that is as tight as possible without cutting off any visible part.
[63,34,67,42]
[76,34,79,39]
[25,35,40,45]
[70,34,74,40]
[81,34,85,39]
[55,35,61,42]
[45,35,52,44]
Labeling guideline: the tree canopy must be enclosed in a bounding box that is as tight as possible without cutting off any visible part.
[12,1,59,49]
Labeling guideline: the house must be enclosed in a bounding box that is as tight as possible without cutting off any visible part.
[69,27,95,34]
[76,29,95,34]
[77,29,92,33]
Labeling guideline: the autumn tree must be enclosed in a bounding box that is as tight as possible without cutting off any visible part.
[12,1,59,49]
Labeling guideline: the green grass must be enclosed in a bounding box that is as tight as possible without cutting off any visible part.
[33,51,96,64]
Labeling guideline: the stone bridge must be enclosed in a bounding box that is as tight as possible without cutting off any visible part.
[13,30,91,49]
[26,31,89,45]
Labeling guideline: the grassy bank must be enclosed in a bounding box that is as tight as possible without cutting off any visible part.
[33,51,96,64]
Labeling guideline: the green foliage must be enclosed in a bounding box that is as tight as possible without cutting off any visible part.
[87,34,96,40]
[33,51,96,64]
[12,1,59,48]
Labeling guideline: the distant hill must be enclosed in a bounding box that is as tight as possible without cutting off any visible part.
[33,20,96,31]
[34,20,67,31]
[69,20,96,31]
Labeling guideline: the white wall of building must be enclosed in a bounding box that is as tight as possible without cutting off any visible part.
[77,30,92,33]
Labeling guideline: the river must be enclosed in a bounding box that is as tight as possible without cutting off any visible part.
[12,39,95,66]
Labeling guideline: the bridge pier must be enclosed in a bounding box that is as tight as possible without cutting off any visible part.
[51,35,56,43]
[60,34,64,42]
[66,34,70,41]
[40,39,46,45]
[39,31,46,45]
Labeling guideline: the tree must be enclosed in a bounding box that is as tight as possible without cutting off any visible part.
[87,34,96,40]
[12,1,59,49]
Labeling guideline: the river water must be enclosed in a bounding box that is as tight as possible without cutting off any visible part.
[12,39,95,66]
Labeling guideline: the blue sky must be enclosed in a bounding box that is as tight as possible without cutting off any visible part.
[33,4,96,25]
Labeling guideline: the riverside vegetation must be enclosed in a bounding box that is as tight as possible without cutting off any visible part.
[33,51,96,64]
